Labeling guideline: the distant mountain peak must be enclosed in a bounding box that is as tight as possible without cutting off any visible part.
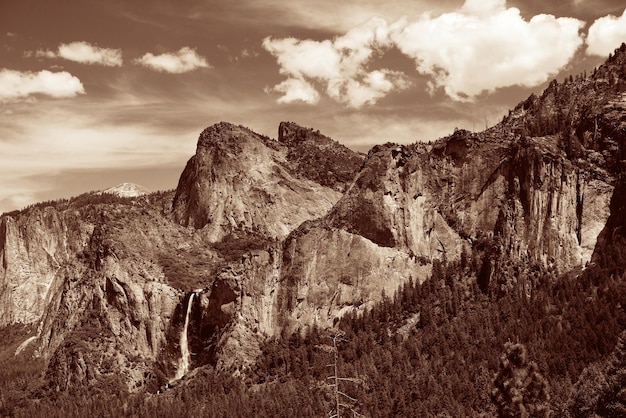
[101,183,150,198]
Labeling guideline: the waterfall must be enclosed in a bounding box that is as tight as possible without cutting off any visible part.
[174,292,195,380]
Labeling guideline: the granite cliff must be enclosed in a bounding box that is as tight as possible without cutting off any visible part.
[171,122,361,241]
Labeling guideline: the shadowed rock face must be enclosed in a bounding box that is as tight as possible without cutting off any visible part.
[277,121,365,192]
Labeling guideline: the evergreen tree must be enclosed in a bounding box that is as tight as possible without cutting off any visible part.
[491,342,550,417]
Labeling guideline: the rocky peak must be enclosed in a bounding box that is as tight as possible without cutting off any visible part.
[171,122,345,240]
[197,122,274,152]
[278,121,327,145]
[277,121,364,192]
[501,43,626,168]
[101,183,150,198]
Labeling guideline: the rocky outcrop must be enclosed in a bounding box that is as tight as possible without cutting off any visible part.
[278,121,364,192]
[327,142,466,259]
[27,202,193,392]
[277,223,427,332]
[174,248,282,374]
[38,255,181,392]
[171,123,347,241]
[591,172,626,271]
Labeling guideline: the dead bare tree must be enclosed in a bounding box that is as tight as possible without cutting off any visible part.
[325,329,363,418]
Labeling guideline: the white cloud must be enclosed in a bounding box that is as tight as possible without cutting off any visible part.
[267,77,320,104]
[262,17,410,107]
[57,42,123,66]
[31,42,123,66]
[586,8,626,56]
[0,69,85,101]
[460,0,505,16]
[264,0,585,104]
[134,47,210,73]
[391,0,584,101]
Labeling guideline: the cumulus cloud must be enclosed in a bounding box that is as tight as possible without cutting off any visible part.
[0,69,85,101]
[33,42,123,66]
[58,42,123,66]
[392,0,584,101]
[587,8,626,56]
[134,47,210,73]
[264,0,585,105]
[263,17,410,107]
[267,77,320,104]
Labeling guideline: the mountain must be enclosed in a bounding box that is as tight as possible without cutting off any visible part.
[2,44,626,417]
[101,183,151,198]
[0,121,364,391]
[171,122,361,241]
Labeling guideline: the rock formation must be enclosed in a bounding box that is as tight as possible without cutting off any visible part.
[171,122,358,241]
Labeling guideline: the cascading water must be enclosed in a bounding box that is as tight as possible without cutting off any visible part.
[174,292,195,380]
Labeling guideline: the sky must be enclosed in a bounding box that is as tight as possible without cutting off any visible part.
[1,0,626,213]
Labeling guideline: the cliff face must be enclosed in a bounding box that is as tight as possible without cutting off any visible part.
[315,129,613,279]
[38,254,181,392]
[0,207,92,327]
[171,122,355,242]
[0,122,366,388]
[277,121,365,192]
[21,201,199,392]
[493,139,613,270]
[277,223,426,331]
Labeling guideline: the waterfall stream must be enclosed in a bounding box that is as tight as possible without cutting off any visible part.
[174,293,195,380]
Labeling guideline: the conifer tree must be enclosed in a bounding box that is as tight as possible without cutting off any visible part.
[491,342,550,417]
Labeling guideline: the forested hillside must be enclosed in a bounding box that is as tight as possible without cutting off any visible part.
[2,246,625,416]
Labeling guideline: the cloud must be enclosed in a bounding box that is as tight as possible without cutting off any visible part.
[220,0,458,32]
[267,77,320,104]
[32,50,56,59]
[0,69,85,101]
[32,42,123,66]
[263,17,410,108]
[0,102,197,213]
[264,0,585,104]
[392,0,584,101]
[586,8,626,56]
[57,42,123,66]
[134,47,210,73]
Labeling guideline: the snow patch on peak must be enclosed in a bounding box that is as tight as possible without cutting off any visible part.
[101,183,150,198]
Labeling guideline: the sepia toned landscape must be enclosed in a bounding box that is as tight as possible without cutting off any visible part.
[2,1,626,417]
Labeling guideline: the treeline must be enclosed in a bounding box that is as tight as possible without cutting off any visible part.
[1,189,175,218]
